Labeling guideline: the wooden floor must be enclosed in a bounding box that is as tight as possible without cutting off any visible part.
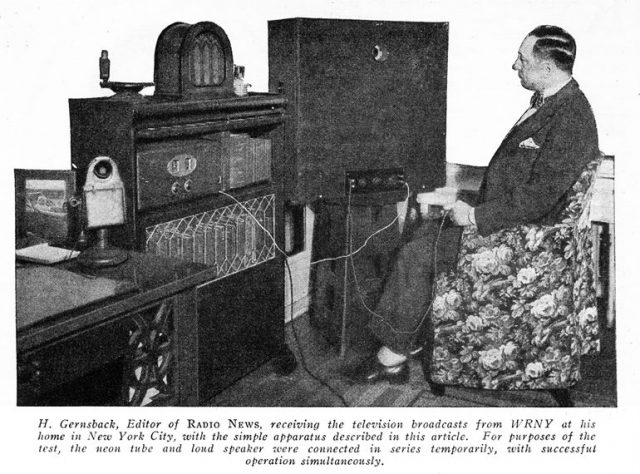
[209,309,617,408]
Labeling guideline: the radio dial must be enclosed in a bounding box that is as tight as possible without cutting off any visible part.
[171,182,180,195]
[184,179,193,192]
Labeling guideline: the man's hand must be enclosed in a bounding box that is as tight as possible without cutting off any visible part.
[444,200,475,226]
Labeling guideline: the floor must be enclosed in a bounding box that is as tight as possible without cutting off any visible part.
[209,307,617,408]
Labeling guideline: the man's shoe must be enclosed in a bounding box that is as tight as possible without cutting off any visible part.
[350,357,409,385]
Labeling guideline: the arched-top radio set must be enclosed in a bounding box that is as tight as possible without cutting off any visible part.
[154,21,235,99]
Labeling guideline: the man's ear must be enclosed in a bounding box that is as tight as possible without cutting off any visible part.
[541,60,554,76]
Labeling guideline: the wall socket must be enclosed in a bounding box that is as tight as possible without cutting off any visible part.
[345,167,405,194]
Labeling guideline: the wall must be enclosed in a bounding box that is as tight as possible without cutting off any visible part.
[284,207,315,321]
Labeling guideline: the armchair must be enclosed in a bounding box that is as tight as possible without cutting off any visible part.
[424,158,602,406]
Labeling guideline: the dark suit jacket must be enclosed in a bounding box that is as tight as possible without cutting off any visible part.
[474,79,599,236]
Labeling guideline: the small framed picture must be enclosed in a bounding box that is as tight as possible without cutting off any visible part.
[15,169,78,245]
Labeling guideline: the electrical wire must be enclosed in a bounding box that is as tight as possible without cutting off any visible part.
[218,185,449,404]
[284,256,349,407]
[218,190,349,407]
[348,206,449,336]
[334,180,449,336]
[310,181,411,266]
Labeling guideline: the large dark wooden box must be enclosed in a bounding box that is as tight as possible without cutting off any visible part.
[269,18,449,203]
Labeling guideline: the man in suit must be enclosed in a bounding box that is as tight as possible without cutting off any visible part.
[355,25,599,384]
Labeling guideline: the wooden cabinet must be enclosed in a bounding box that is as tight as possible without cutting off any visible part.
[60,93,293,404]
[69,94,287,249]
[269,18,449,203]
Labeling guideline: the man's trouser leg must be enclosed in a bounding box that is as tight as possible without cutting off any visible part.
[368,222,439,355]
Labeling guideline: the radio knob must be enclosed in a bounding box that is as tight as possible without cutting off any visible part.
[184,179,193,192]
[171,182,180,195]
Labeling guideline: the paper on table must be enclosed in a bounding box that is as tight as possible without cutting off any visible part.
[15,243,80,264]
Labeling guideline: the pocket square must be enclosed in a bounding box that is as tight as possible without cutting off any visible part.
[519,137,540,149]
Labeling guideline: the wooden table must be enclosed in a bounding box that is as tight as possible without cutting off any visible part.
[16,252,214,406]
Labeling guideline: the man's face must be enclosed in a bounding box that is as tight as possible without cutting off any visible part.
[512,35,547,91]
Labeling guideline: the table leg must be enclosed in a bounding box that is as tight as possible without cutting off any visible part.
[607,223,615,328]
[592,225,603,298]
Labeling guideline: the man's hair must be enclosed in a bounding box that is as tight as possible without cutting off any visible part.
[528,25,576,74]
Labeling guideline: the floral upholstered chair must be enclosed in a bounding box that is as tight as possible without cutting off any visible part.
[425,158,602,406]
